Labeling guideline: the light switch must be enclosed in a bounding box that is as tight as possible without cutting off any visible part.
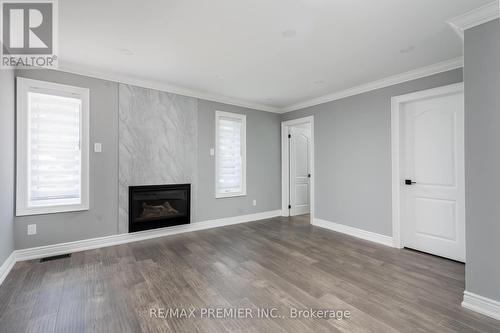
[210,148,215,156]
[94,143,102,153]
[252,199,257,206]
[27,224,37,235]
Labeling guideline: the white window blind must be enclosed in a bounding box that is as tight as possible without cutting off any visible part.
[17,78,89,216]
[215,111,246,198]
[29,92,82,206]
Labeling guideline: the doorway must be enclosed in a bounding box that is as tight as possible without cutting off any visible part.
[392,83,465,262]
[281,116,314,223]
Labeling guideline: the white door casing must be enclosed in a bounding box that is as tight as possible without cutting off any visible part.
[289,126,311,216]
[281,116,314,223]
[392,83,465,262]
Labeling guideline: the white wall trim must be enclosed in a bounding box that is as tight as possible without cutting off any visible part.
[462,291,500,321]
[56,62,282,114]
[0,210,281,284]
[391,83,465,250]
[15,210,281,261]
[313,218,394,247]
[281,57,463,113]
[0,253,16,286]
[56,58,463,115]
[447,1,500,40]
[281,116,315,224]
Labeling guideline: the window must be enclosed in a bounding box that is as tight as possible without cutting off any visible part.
[16,78,89,216]
[215,111,246,198]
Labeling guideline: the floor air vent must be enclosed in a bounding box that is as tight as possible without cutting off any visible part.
[40,253,71,262]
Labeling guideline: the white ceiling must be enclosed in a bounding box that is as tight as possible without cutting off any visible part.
[58,0,490,112]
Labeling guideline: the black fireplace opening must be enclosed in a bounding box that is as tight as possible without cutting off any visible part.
[129,184,190,232]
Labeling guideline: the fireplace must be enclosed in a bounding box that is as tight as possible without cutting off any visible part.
[129,184,190,232]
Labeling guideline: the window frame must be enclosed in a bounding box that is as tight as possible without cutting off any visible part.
[215,110,247,198]
[16,77,90,216]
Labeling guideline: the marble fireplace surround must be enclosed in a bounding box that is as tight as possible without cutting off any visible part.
[118,84,198,234]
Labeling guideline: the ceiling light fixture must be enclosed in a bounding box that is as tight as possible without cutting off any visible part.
[118,48,134,56]
[281,29,297,38]
[400,46,415,54]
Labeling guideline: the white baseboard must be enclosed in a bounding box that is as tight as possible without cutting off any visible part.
[313,218,394,247]
[0,252,16,286]
[462,291,500,321]
[1,210,281,284]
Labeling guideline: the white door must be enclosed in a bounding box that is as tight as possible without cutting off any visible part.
[290,126,311,216]
[401,91,465,262]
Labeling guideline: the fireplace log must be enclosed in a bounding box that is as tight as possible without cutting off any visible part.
[140,201,179,219]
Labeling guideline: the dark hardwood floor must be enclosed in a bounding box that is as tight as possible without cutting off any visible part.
[1,215,499,332]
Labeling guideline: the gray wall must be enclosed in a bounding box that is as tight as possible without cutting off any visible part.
[0,70,15,264]
[197,100,281,221]
[14,69,120,249]
[464,19,500,302]
[11,70,281,249]
[282,68,463,236]
[9,65,462,251]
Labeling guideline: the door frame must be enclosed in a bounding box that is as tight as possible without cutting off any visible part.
[391,82,465,249]
[281,116,315,223]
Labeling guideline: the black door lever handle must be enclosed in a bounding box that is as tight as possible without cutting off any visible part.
[405,179,416,185]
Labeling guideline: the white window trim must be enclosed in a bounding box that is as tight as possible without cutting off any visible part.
[16,77,90,216]
[215,110,247,198]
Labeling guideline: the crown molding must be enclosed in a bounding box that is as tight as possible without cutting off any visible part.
[54,62,282,113]
[52,57,463,115]
[447,1,500,40]
[280,57,464,113]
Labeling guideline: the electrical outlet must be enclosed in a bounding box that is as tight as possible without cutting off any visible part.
[252,199,257,206]
[210,148,215,156]
[27,224,37,235]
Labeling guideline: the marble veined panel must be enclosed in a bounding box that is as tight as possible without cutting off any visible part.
[119,84,198,233]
